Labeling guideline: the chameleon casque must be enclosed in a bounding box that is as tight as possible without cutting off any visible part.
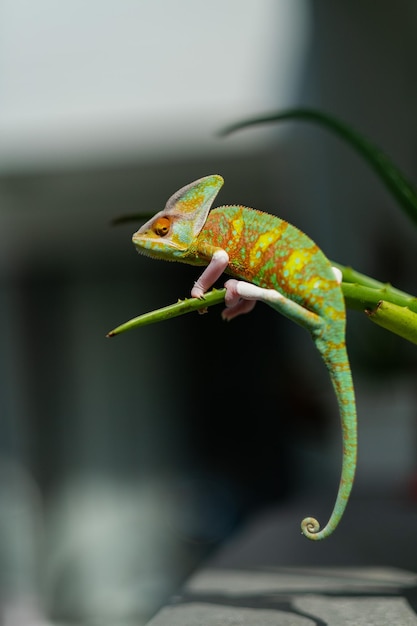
[132,174,357,541]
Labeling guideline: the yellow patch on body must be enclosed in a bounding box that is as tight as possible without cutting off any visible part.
[284,249,314,275]
[249,230,280,267]
[231,216,245,239]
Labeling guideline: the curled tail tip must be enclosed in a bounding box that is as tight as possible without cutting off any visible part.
[301,516,333,541]
[301,516,321,540]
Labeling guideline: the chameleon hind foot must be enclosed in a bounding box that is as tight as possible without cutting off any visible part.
[222,279,323,331]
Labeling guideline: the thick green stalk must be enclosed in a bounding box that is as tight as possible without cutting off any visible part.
[366,301,417,345]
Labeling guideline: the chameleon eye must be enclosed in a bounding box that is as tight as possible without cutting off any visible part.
[153,216,171,237]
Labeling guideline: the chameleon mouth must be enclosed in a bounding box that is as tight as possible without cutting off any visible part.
[132,233,184,260]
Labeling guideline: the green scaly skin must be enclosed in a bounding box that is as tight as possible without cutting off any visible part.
[132,175,357,540]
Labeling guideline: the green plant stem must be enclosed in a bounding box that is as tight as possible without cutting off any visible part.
[333,262,417,313]
[107,263,417,343]
[106,288,226,337]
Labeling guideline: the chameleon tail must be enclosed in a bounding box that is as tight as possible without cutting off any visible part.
[301,338,357,540]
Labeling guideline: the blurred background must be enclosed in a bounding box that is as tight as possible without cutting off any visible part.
[1,1,417,624]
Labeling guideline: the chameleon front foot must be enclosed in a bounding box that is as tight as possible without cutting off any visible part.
[301,516,321,540]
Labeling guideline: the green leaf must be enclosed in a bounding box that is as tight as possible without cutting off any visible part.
[221,108,417,228]
[110,213,154,227]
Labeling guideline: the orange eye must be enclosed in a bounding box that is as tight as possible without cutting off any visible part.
[153,217,171,237]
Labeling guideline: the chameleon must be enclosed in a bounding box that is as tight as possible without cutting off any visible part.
[132,174,357,541]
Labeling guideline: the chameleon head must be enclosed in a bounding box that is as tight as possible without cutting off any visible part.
[132,174,224,261]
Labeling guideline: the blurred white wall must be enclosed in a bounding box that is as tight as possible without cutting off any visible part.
[0,0,310,169]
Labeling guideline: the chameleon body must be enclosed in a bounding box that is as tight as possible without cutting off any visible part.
[132,175,357,540]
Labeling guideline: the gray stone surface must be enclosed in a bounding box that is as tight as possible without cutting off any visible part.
[146,567,417,625]
[145,499,417,624]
